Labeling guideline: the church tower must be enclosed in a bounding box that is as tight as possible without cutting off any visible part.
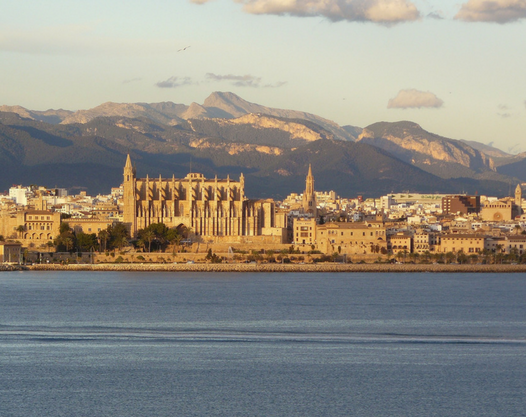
[302,164,317,218]
[515,184,522,215]
[123,154,137,235]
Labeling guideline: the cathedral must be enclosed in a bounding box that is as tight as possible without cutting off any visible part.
[122,155,286,242]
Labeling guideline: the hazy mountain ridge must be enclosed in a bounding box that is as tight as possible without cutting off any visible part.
[0,105,73,124]
[0,111,514,197]
[3,92,355,142]
[357,121,498,178]
[1,93,524,197]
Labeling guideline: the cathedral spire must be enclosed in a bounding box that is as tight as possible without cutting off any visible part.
[125,153,132,169]
[302,164,317,217]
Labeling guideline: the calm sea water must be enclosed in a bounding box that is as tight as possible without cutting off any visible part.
[1,271,525,417]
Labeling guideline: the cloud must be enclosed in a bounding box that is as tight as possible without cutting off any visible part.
[387,89,444,109]
[497,104,513,118]
[193,0,420,24]
[156,76,193,88]
[264,81,288,88]
[427,11,444,19]
[455,0,526,23]
[206,73,262,87]
[123,78,142,84]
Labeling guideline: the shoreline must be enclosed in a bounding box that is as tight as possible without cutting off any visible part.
[12,263,526,273]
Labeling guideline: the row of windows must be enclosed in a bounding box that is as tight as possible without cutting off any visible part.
[28,225,51,231]
[28,215,51,220]
[322,231,384,237]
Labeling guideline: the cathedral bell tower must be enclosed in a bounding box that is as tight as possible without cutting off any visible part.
[123,154,137,235]
[302,164,317,218]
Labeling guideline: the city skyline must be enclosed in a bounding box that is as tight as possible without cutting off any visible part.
[2,0,526,153]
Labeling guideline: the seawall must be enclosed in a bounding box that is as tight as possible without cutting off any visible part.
[25,263,526,273]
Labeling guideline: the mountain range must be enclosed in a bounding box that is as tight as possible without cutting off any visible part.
[0,92,524,199]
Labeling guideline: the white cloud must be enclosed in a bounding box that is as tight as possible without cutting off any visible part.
[387,89,444,109]
[455,0,526,23]
[192,0,420,24]
[206,73,262,87]
[156,77,193,88]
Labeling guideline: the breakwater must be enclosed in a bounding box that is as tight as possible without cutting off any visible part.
[26,263,526,273]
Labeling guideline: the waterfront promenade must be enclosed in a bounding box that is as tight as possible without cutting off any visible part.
[17,263,526,273]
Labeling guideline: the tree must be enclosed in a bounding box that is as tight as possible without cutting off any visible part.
[98,230,109,252]
[456,250,468,265]
[76,232,97,252]
[142,229,155,252]
[445,252,455,264]
[106,223,129,250]
[60,222,71,234]
[16,225,25,238]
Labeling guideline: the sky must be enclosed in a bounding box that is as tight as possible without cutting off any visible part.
[1,0,526,153]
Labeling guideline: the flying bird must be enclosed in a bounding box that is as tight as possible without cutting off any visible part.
[178,46,191,52]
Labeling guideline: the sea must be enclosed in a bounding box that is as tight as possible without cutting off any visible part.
[1,271,525,417]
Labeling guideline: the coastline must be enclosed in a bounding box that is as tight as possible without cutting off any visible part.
[13,263,526,273]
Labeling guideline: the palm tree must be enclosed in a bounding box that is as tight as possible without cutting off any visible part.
[98,230,109,252]
[119,236,129,250]
[143,230,155,252]
[16,225,25,238]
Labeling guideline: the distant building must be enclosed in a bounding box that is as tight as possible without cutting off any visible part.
[122,155,286,242]
[317,222,387,256]
[9,186,31,206]
[442,195,480,215]
[438,234,484,254]
[302,165,317,218]
[293,217,317,247]
[389,232,413,255]
[480,200,513,222]
[0,242,21,264]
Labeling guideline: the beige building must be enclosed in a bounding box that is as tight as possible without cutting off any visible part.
[317,222,387,255]
[67,219,118,235]
[293,218,317,247]
[507,236,526,256]
[0,242,22,263]
[389,233,413,255]
[480,200,514,222]
[438,234,484,254]
[413,230,438,254]
[122,155,285,242]
[0,209,61,246]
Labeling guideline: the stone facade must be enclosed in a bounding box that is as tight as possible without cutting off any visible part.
[122,155,285,242]
[317,222,387,255]
[438,234,484,254]
[0,209,61,247]
[302,164,317,217]
[0,242,22,263]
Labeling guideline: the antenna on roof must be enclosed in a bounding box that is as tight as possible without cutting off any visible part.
[189,156,192,174]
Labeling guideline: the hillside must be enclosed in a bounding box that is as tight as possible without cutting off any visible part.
[0,111,515,198]
[355,121,514,184]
